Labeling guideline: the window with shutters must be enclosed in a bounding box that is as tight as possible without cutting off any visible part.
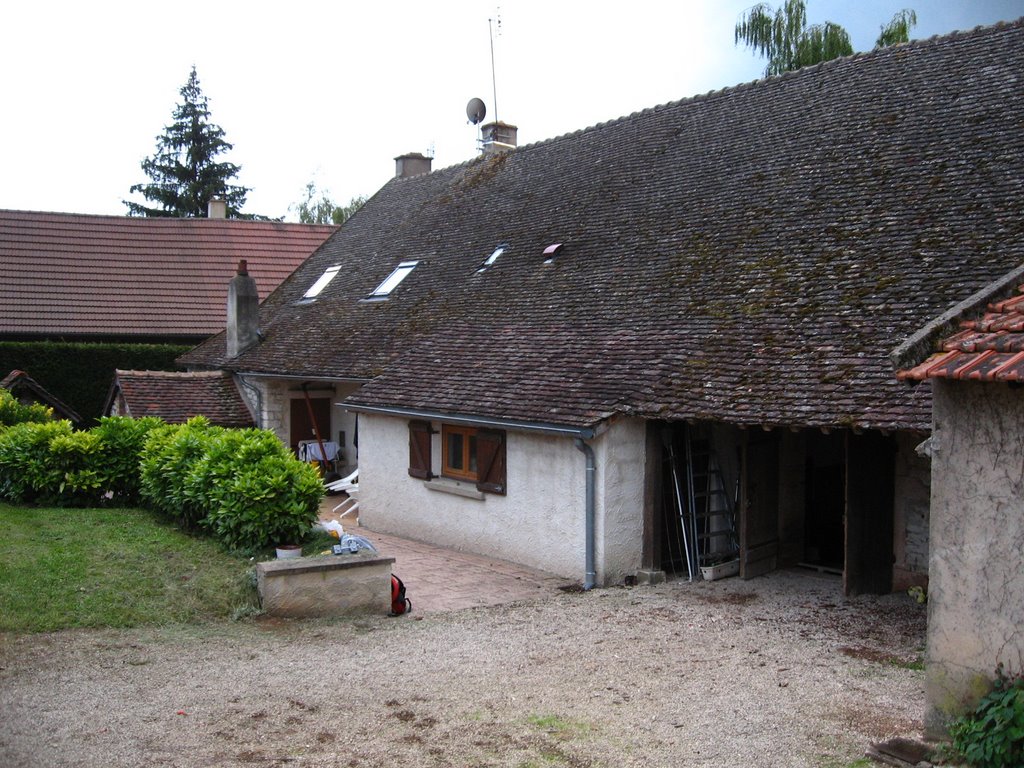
[408,421,506,495]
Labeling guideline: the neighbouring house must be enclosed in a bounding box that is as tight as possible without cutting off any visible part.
[181,20,1024,592]
[104,369,254,428]
[1,369,82,426]
[894,265,1024,735]
[0,206,336,423]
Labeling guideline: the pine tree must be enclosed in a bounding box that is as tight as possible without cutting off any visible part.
[125,67,249,217]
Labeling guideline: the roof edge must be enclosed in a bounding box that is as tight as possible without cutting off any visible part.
[890,260,1024,372]
[345,403,599,439]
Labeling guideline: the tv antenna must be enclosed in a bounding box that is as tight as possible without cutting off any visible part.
[489,9,501,124]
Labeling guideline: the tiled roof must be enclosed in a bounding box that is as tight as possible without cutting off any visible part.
[182,19,1024,433]
[1,369,83,425]
[0,210,336,339]
[898,276,1024,383]
[105,370,254,427]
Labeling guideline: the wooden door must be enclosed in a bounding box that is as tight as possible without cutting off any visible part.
[290,397,331,452]
[740,431,780,579]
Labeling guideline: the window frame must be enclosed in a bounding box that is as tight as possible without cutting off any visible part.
[441,424,478,481]
[409,421,506,495]
[367,260,419,300]
[301,265,342,301]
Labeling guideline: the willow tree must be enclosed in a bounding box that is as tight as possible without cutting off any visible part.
[125,67,249,218]
[735,1,916,77]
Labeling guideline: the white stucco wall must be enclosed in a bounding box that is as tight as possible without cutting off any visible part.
[357,413,647,585]
[925,381,1024,736]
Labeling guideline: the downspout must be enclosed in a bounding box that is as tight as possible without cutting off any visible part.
[574,438,597,590]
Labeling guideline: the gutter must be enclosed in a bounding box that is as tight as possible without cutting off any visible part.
[349,403,602,588]
[345,403,597,440]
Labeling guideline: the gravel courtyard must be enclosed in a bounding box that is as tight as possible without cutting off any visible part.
[0,570,927,767]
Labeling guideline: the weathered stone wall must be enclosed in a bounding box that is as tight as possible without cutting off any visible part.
[892,431,930,591]
[925,380,1024,736]
[235,376,361,470]
[257,553,395,618]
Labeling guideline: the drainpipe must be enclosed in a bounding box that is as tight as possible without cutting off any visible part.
[574,438,597,590]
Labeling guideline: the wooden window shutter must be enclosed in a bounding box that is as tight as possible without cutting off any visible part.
[475,429,507,495]
[408,420,434,479]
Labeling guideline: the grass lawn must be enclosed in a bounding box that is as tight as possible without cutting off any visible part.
[0,503,259,632]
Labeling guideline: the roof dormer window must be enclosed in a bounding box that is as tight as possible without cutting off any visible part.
[301,265,341,301]
[366,260,419,300]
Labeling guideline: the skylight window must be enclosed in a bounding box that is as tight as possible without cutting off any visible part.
[367,260,419,299]
[302,265,342,300]
[476,244,507,273]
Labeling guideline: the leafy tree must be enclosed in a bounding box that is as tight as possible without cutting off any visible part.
[291,181,367,225]
[735,1,916,77]
[875,9,917,48]
[125,67,249,218]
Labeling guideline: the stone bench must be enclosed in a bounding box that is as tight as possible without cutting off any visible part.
[256,552,395,618]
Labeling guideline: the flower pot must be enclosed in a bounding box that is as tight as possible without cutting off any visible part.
[275,544,303,559]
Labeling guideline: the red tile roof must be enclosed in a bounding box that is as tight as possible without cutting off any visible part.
[105,369,254,426]
[899,285,1024,383]
[0,210,337,339]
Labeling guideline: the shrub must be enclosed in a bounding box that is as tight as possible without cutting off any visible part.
[188,429,323,551]
[49,430,105,506]
[91,416,164,505]
[949,665,1024,768]
[0,388,53,427]
[139,420,323,551]
[0,420,74,503]
[139,417,217,528]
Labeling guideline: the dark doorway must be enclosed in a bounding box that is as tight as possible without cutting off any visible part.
[803,432,846,572]
[289,397,331,453]
[844,431,895,595]
[740,430,780,579]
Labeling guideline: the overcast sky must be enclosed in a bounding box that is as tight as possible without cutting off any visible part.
[2,0,1021,220]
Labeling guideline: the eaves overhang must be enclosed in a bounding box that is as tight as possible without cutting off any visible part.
[344,403,601,440]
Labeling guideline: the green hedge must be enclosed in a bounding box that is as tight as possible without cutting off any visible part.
[139,418,323,551]
[0,388,53,427]
[0,415,324,551]
[0,341,192,426]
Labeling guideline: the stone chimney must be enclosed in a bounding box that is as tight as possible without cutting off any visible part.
[208,197,228,218]
[226,259,259,357]
[394,152,433,179]
[481,121,518,154]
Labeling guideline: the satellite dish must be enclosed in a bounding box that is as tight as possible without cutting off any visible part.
[466,97,486,125]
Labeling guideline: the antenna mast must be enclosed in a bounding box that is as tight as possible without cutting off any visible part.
[489,10,501,124]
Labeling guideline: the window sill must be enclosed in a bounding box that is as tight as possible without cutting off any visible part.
[423,479,484,500]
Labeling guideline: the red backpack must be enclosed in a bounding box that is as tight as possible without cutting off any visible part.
[390,574,412,616]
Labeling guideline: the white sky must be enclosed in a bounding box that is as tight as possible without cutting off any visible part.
[2,0,1021,221]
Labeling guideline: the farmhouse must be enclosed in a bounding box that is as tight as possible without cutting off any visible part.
[182,20,1024,593]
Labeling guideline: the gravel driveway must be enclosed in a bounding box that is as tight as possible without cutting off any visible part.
[0,570,926,767]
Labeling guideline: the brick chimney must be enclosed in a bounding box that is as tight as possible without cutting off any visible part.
[481,121,517,154]
[394,152,433,179]
[226,260,259,357]
[208,198,228,218]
